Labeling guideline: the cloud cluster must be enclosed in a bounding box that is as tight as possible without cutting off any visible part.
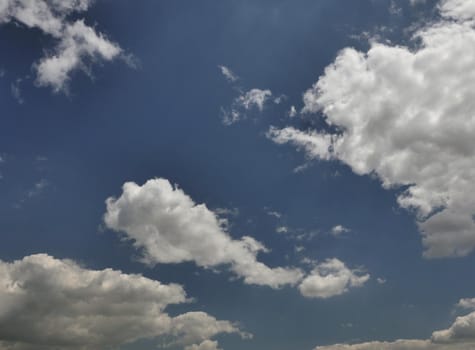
[104,178,370,297]
[104,178,304,289]
[0,254,243,350]
[0,0,122,92]
[315,303,475,349]
[269,0,475,258]
[299,259,369,299]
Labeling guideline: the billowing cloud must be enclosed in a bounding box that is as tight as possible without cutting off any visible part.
[0,254,244,349]
[457,298,475,311]
[269,0,475,258]
[298,259,369,299]
[0,0,122,92]
[104,178,304,289]
[315,307,475,349]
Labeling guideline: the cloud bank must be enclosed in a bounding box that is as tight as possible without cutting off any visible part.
[315,300,475,349]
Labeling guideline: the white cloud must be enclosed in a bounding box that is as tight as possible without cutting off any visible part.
[0,254,243,349]
[269,0,475,258]
[457,298,475,311]
[289,105,298,118]
[0,0,122,92]
[315,309,475,349]
[331,225,350,236]
[298,259,369,299]
[185,340,222,350]
[219,65,239,82]
[104,178,304,289]
[222,88,273,125]
[439,0,475,21]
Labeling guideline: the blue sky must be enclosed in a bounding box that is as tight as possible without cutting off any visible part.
[1,0,475,349]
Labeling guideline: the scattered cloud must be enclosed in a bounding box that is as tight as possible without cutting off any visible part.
[377,277,387,285]
[104,178,304,289]
[298,259,369,299]
[0,0,123,92]
[27,178,49,198]
[268,0,475,258]
[222,88,274,125]
[0,254,245,350]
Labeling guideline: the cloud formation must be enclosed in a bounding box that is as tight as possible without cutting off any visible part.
[0,254,243,350]
[104,178,304,289]
[315,306,475,349]
[298,259,369,299]
[0,0,122,92]
[222,88,274,125]
[269,0,475,258]
[104,178,370,298]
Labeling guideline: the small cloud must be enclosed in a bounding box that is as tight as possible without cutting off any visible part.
[288,105,297,118]
[457,298,475,311]
[377,277,387,285]
[218,65,239,82]
[265,209,282,219]
[27,179,49,198]
[214,207,239,217]
[11,78,25,104]
[222,89,273,125]
[331,225,350,236]
[276,226,289,234]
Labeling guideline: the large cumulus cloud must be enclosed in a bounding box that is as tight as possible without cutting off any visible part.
[104,178,304,289]
[104,178,369,297]
[0,254,244,349]
[269,0,475,258]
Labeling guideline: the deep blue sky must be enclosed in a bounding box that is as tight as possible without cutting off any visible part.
[1,1,474,349]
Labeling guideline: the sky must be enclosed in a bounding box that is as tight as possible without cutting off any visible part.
[1,0,475,349]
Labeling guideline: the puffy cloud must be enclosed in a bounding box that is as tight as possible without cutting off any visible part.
[269,0,475,258]
[104,178,304,289]
[0,0,122,92]
[315,310,475,349]
[298,259,369,299]
[237,89,273,111]
[439,0,475,21]
[185,340,222,350]
[331,225,350,236]
[0,254,244,350]
[457,298,475,311]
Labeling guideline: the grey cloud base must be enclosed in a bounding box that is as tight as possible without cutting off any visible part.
[0,254,244,350]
